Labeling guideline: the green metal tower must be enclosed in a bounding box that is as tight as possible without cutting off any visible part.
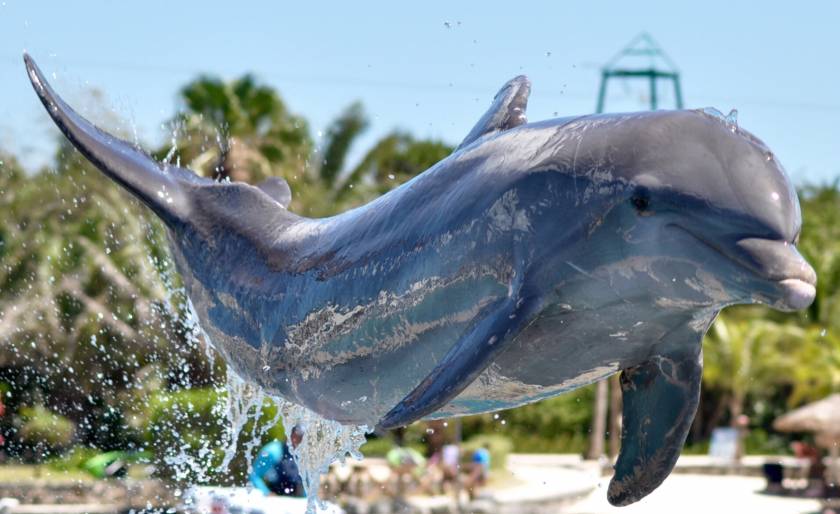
[589,33,685,462]
[596,33,683,113]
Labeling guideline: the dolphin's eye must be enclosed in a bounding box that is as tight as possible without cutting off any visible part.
[630,187,651,214]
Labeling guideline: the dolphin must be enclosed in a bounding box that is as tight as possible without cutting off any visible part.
[24,53,815,506]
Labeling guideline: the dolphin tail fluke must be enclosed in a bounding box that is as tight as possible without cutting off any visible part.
[23,53,196,226]
[607,344,703,506]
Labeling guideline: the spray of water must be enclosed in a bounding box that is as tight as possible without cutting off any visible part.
[277,399,370,513]
[179,295,370,513]
[147,130,372,512]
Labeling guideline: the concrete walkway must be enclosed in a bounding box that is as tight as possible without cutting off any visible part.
[565,473,822,514]
[470,455,600,514]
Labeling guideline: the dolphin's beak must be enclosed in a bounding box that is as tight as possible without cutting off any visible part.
[733,238,816,311]
[668,224,816,311]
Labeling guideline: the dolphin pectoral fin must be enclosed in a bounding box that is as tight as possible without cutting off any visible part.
[608,345,703,506]
[256,177,292,208]
[377,296,537,429]
[457,75,531,150]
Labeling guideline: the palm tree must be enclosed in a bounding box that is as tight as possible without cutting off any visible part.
[318,101,369,189]
[703,312,806,428]
[164,74,313,186]
[328,130,452,213]
[165,73,454,218]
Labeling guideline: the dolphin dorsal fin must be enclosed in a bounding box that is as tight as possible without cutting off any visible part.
[256,177,292,208]
[457,75,531,150]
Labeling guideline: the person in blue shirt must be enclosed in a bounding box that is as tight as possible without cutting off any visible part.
[465,444,491,498]
[250,426,305,497]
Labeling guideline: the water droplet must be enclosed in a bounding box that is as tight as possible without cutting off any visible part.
[702,107,725,120]
[443,21,452,29]
[545,51,552,57]
[387,174,395,180]
[725,109,738,132]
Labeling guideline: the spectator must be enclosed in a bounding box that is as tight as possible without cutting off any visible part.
[387,446,427,496]
[464,444,491,498]
[792,440,827,497]
[427,442,460,494]
[250,426,305,497]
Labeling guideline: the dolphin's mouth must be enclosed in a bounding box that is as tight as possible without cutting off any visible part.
[775,278,816,311]
[667,224,816,311]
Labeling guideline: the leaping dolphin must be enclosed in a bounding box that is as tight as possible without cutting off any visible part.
[24,53,816,506]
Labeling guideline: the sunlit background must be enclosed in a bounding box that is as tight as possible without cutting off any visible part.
[1,2,840,514]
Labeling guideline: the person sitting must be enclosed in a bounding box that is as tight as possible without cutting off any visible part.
[793,441,827,497]
[250,426,305,497]
[386,446,427,496]
[464,444,491,499]
[427,443,461,494]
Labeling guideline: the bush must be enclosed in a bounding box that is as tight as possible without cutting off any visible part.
[18,405,76,457]
[360,436,395,457]
[143,387,285,484]
[461,434,512,470]
[460,386,594,454]
[47,446,100,472]
[745,428,790,455]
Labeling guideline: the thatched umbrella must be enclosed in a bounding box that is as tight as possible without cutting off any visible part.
[774,394,840,484]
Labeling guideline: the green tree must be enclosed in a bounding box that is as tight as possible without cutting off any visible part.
[0,144,214,455]
[796,184,840,327]
[318,101,369,188]
[703,311,806,426]
[163,74,315,216]
[165,74,452,217]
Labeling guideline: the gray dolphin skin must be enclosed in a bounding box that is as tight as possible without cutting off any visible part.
[24,53,816,506]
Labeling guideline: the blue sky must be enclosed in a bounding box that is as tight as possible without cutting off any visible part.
[1,1,838,184]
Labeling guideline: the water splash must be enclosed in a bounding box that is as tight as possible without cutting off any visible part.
[277,400,370,514]
[725,109,738,132]
[216,367,370,513]
[150,241,371,512]
[217,372,266,472]
[179,298,370,513]
[701,107,738,133]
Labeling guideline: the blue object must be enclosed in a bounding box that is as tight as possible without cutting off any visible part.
[471,448,491,472]
[24,54,816,507]
[249,441,304,497]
